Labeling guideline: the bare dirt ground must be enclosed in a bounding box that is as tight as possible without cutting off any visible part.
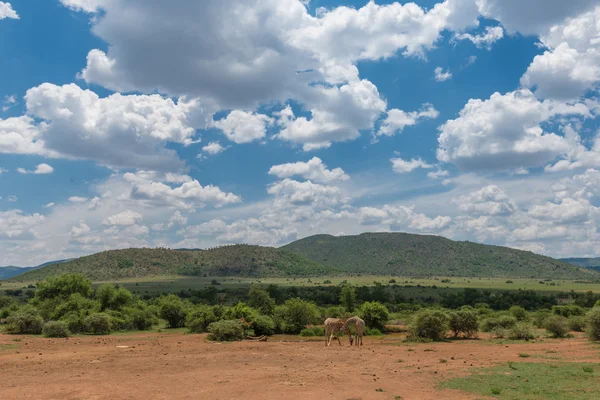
[1,331,599,400]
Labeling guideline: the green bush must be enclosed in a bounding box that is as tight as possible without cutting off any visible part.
[43,321,70,338]
[594,300,600,308]
[96,285,133,312]
[61,312,87,334]
[5,307,44,334]
[533,309,552,328]
[508,324,535,341]
[587,308,600,341]
[340,285,357,312]
[207,320,245,341]
[251,315,275,336]
[324,306,346,319]
[124,304,157,331]
[273,298,320,334]
[552,305,586,318]
[85,313,112,335]
[545,315,569,338]
[481,315,517,332]
[33,274,92,303]
[365,328,383,336]
[158,295,188,328]
[299,326,325,337]
[248,287,275,316]
[509,306,528,322]
[0,295,15,309]
[187,305,219,333]
[106,310,132,331]
[223,302,254,321]
[449,309,479,338]
[409,309,449,341]
[568,316,587,332]
[360,301,390,331]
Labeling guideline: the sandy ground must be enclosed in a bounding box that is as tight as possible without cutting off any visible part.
[1,331,598,400]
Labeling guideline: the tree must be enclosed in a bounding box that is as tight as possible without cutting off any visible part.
[359,301,389,331]
[34,274,92,302]
[339,284,356,313]
[158,295,188,328]
[410,309,450,341]
[274,298,320,334]
[248,287,275,315]
[96,284,133,311]
[449,309,479,338]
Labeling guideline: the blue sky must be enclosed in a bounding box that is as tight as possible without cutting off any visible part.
[1,0,600,266]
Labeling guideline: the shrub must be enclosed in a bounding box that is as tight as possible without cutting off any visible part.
[248,287,275,316]
[187,305,219,334]
[299,326,325,337]
[360,301,390,331]
[545,315,569,338]
[207,320,244,341]
[251,315,275,336]
[273,298,320,334]
[481,316,517,332]
[125,304,157,331]
[568,316,587,332]
[158,295,188,328]
[508,324,535,341]
[223,302,254,321]
[533,309,552,328]
[96,285,133,312]
[85,313,112,335]
[324,306,346,319]
[552,305,586,318]
[587,308,600,341]
[594,300,600,308]
[365,328,383,336]
[0,295,14,309]
[43,321,70,338]
[409,309,449,341]
[448,309,479,338]
[61,312,87,334]
[5,308,44,334]
[340,285,357,312]
[33,274,93,302]
[509,306,527,322]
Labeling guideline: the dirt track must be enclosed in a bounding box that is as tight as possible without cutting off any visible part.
[1,331,598,400]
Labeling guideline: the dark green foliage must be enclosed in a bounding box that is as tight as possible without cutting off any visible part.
[533,309,552,328]
[187,305,219,333]
[299,326,325,337]
[62,311,87,334]
[481,315,517,332]
[545,315,569,338]
[0,295,14,309]
[84,313,112,335]
[587,308,600,341]
[251,315,275,336]
[508,324,535,341]
[441,288,558,311]
[282,233,595,279]
[33,273,92,301]
[410,309,450,341]
[158,295,188,328]
[449,309,479,338]
[248,287,275,315]
[360,301,390,331]
[43,321,70,338]
[568,316,587,332]
[5,307,44,334]
[207,320,245,341]
[223,302,253,321]
[553,305,586,318]
[509,306,528,321]
[324,306,346,318]
[273,298,320,334]
[96,284,133,311]
[339,284,356,312]
[365,328,383,336]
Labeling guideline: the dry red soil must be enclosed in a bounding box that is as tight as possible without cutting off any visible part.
[1,331,598,400]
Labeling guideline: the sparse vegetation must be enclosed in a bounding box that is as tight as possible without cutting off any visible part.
[409,309,449,341]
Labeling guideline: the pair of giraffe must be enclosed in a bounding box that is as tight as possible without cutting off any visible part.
[324,316,365,346]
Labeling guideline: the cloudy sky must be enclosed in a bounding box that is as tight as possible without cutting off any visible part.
[1,0,600,266]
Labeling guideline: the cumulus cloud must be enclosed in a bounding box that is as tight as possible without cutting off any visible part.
[214,111,272,144]
[0,116,48,156]
[359,205,452,232]
[454,185,518,216]
[434,67,452,82]
[103,210,143,226]
[0,2,18,19]
[269,157,349,183]
[0,210,44,239]
[267,178,346,209]
[391,157,434,174]
[69,196,88,203]
[201,142,226,155]
[16,163,54,175]
[377,105,439,137]
[437,89,594,171]
[454,26,504,49]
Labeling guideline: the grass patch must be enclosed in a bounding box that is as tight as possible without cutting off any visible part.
[375,388,384,392]
[518,353,530,358]
[0,344,18,351]
[441,362,600,399]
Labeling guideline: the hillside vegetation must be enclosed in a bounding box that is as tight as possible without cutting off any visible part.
[11,245,335,282]
[562,258,600,272]
[282,233,597,279]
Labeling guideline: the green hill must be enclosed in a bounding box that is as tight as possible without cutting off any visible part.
[561,258,600,272]
[281,233,597,279]
[10,245,335,282]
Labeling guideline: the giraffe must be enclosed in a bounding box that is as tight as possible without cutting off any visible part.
[342,316,365,346]
[323,317,350,346]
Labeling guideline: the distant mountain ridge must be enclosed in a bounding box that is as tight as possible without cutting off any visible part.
[5,233,598,282]
[561,258,600,273]
[0,259,71,280]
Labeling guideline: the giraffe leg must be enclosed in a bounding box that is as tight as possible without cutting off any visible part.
[325,325,330,346]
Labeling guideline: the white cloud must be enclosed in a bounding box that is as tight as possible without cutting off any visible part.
[528,197,596,223]
[377,104,439,137]
[44,203,55,208]
[437,89,594,171]
[103,210,143,226]
[7,195,17,202]
[0,116,48,156]
[0,2,18,20]
[454,26,504,49]
[68,196,88,203]
[391,157,434,174]
[358,205,452,232]
[428,169,450,180]
[168,211,188,228]
[454,185,518,216]
[202,141,226,155]
[434,67,452,82]
[269,157,349,183]
[267,178,346,209]
[2,95,17,112]
[0,210,44,239]
[214,111,272,144]
[16,163,54,175]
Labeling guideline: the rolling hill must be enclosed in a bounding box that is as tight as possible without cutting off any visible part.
[282,233,597,279]
[0,259,71,280]
[561,258,600,273]
[6,233,598,282]
[10,245,335,282]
